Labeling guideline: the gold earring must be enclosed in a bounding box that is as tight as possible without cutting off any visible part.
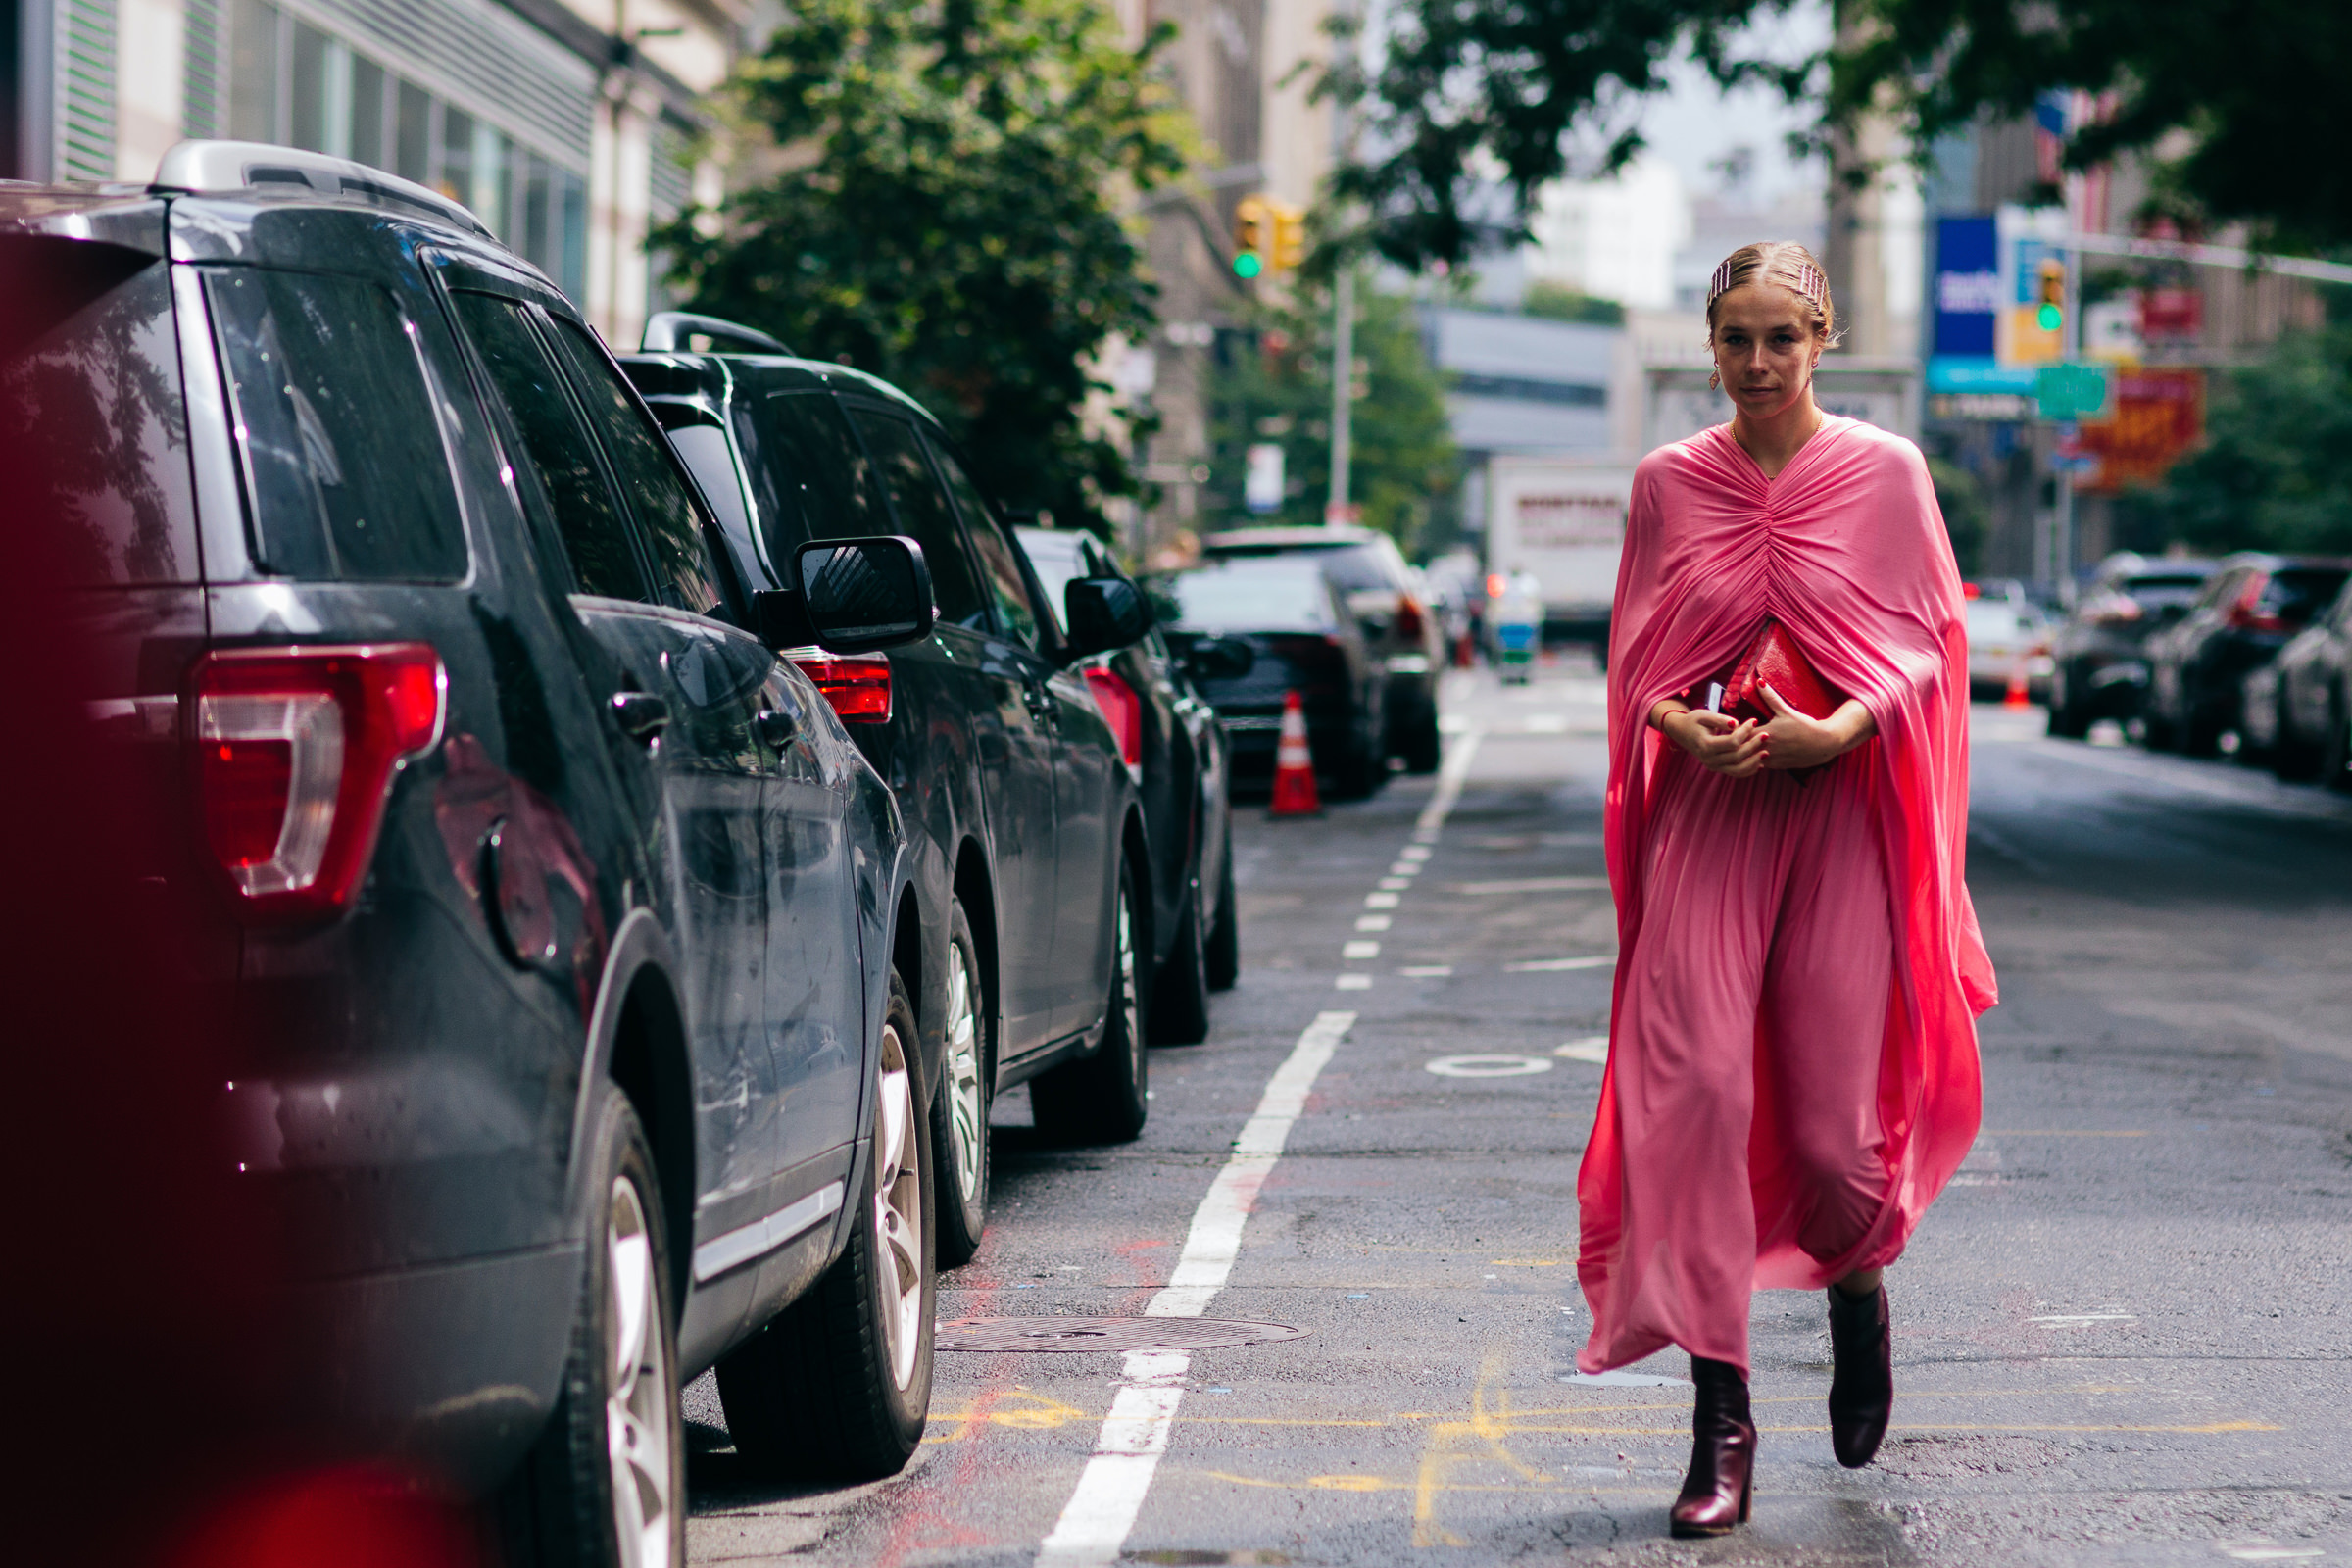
[1708,368,1722,392]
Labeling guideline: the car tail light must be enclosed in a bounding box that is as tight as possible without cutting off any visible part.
[1393,595,1426,640]
[1961,581,1982,600]
[1485,573,1505,600]
[191,643,446,922]
[2225,572,2283,633]
[1083,667,1145,769]
[790,650,893,722]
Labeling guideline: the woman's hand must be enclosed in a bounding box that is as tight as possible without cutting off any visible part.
[1651,699,1771,778]
[1756,686,1877,769]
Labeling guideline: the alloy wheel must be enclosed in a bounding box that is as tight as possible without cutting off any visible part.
[872,1018,925,1390]
[1115,882,1141,1075]
[605,1175,675,1568]
[944,940,983,1204]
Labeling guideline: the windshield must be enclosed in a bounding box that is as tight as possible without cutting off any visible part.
[1015,526,1085,633]
[0,237,197,585]
[1168,562,1334,633]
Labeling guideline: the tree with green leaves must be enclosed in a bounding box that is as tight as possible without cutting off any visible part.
[1204,282,1461,554]
[1335,0,2352,269]
[2151,322,2352,556]
[655,0,1192,530]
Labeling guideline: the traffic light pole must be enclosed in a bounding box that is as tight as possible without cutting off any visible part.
[2055,235,2082,598]
[1328,266,1354,521]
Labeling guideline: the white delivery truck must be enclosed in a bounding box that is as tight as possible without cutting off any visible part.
[1486,456,1636,659]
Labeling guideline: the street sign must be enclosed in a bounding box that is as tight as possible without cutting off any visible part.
[2078,368,2206,493]
[2034,362,2111,422]
[1245,443,1285,513]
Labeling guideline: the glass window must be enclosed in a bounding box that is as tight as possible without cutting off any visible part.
[449,290,647,603]
[395,80,432,185]
[1168,562,1334,633]
[654,414,751,547]
[846,408,986,629]
[0,241,198,584]
[543,317,723,615]
[738,392,889,573]
[229,0,280,143]
[1016,527,1083,634]
[439,107,474,210]
[208,268,467,581]
[931,437,1041,645]
[349,57,385,168]
[556,172,588,302]
[289,22,331,153]
[521,153,553,275]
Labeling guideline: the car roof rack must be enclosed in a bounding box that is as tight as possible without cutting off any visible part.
[150,140,494,239]
[641,311,793,357]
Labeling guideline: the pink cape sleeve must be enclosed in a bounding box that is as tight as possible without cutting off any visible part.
[1580,421,1993,1343]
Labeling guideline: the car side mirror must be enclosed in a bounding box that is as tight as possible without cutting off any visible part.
[1062,575,1152,661]
[753,535,937,654]
[1181,635,1254,681]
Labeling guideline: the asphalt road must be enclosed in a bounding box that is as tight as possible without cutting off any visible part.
[683,665,2352,1567]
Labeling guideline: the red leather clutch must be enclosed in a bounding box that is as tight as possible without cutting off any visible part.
[1711,619,1841,722]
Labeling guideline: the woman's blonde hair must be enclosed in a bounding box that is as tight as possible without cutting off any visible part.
[1704,241,1841,348]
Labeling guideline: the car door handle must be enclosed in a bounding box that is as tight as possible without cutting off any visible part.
[612,691,670,742]
[756,708,798,749]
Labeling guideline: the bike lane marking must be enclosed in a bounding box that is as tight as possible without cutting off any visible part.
[1033,731,1483,1568]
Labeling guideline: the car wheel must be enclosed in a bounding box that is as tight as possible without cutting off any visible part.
[2274,691,2324,781]
[1031,855,1149,1143]
[1401,701,1443,774]
[2322,696,2352,794]
[1204,824,1240,994]
[499,1091,683,1568]
[2047,663,2090,739]
[933,902,990,1267]
[1149,881,1212,1046]
[716,969,933,1479]
[1331,721,1384,800]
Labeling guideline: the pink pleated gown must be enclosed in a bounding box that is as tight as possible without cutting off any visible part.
[1576,416,1997,1378]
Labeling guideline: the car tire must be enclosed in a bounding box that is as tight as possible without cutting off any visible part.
[933,902,991,1268]
[2274,693,2324,781]
[2322,696,2352,794]
[1149,882,1212,1046]
[1401,702,1444,774]
[1031,855,1149,1144]
[716,968,933,1480]
[1332,723,1384,800]
[2047,664,2090,739]
[498,1090,684,1568]
[1204,826,1240,994]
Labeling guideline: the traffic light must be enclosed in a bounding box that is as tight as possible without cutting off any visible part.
[2036,257,2065,332]
[1271,202,1306,272]
[1233,196,1268,280]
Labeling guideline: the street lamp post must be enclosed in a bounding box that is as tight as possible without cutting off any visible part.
[1328,267,1354,523]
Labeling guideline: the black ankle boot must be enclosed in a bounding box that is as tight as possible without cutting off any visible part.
[1827,1283,1892,1468]
[1669,1356,1755,1538]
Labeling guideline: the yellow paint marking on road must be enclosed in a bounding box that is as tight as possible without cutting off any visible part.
[923,1386,1092,1441]
[1411,1358,1550,1547]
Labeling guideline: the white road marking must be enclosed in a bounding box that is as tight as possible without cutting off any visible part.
[1507,955,1616,972]
[1335,974,1373,991]
[1364,892,1400,909]
[1032,1011,1357,1568]
[1388,861,1420,876]
[1399,964,1453,978]
[1343,940,1381,959]
[1354,915,1392,932]
[1560,1369,1692,1388]
[1426,1054,1554,1078]
[1399,845,1433,861]
[1378,876,1411,890]
[1451,876,1609,895]
[1555,1038,1610,1063]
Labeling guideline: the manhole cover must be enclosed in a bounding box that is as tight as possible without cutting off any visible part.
[936,1316,1308,1352]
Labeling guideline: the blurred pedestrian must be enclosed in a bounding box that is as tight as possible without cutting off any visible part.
[1573,242,1997,1537]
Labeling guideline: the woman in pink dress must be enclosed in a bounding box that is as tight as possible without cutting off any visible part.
[1575,242,1997,1537]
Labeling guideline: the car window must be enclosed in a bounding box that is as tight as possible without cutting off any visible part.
[448,290,648,603]
[845,408,987,629]
[2267,568,2349,623]
[739,392,890,571]
[208,268,466,581]
[1016,526,1083,635]
[542,317,723,616]
[1171,563,1335,632]
[0,242,198,585]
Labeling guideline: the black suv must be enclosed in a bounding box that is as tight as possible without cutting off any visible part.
[619,323,1157,1264]
[20,144,951,1561]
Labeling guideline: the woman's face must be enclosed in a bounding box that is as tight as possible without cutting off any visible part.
[1710,283,1820,419]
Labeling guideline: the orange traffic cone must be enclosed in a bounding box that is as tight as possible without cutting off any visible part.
[2003,655,2032,710]
[1268,690,1322,817]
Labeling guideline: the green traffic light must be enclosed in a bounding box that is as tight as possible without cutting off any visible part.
[1234,252,1263,279]
[2037,303,2062,331]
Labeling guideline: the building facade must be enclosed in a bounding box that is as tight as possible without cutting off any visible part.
[5,0,736,345]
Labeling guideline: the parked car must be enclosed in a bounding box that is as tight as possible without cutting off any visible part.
[1201,524,1445,773]
[2145,554,2352,755]
[2242,575,2352,784]
[1961,581,2055,701]
[25,143,947,1560]
[620,317,1157,1247]
[1016,525,1247,1038]
[2047,554,2218,737]
[1158,557,1388,798]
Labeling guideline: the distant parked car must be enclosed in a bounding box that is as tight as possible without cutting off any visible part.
[1962,582,2055,701]
[622,320,1156,1264]
[1201,524,1444,773]
[1016,524,1246,1038]
[2145,555,2352,755]
[2242,575,2352,785]
[1158,557,1388,799]
[2047,555,2218,737]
